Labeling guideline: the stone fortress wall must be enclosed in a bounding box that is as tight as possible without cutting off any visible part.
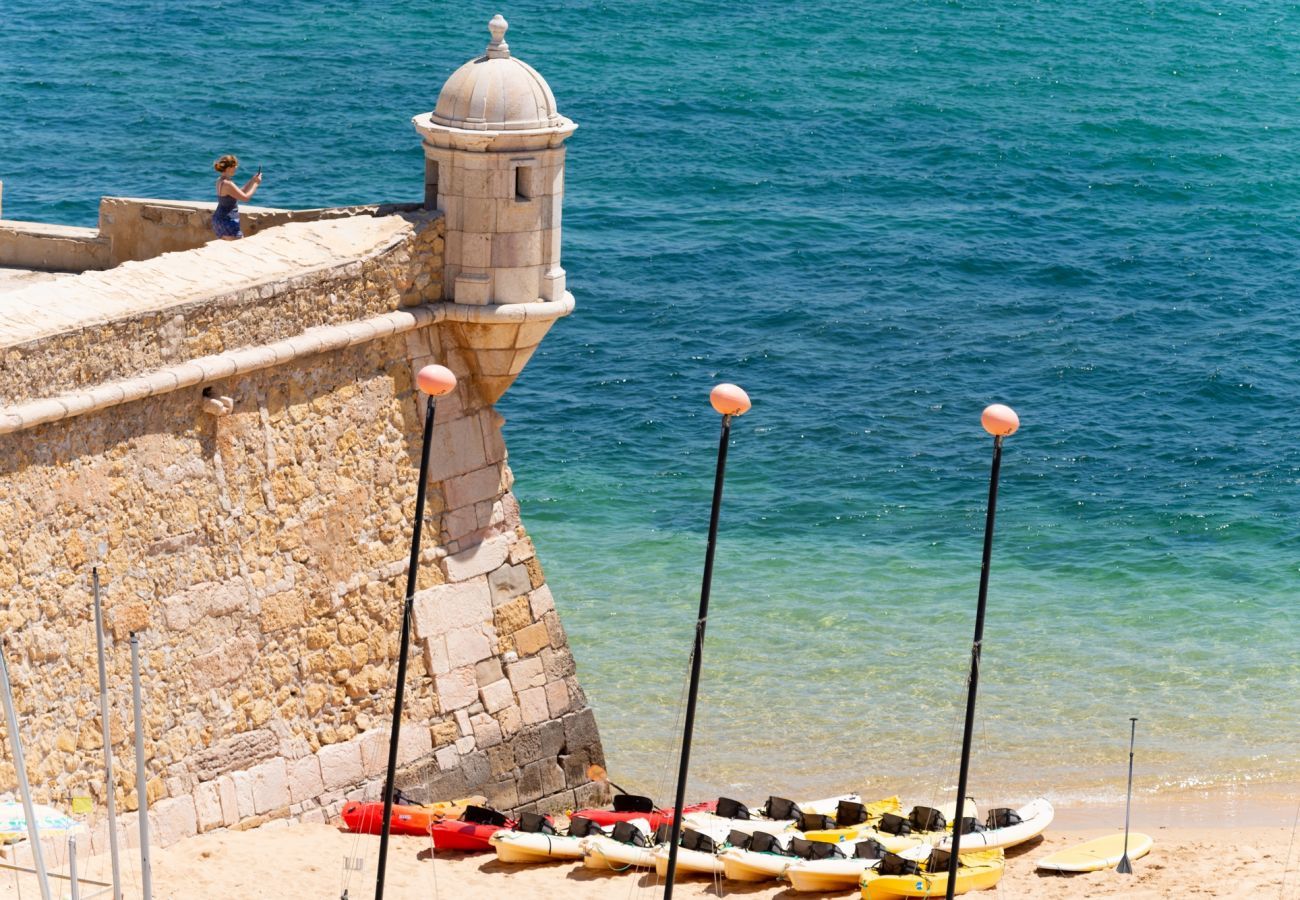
[0,17,605,852]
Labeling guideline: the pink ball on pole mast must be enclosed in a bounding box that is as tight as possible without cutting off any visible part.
[981,403,1020,437]
[416,365,458,397]
[710,383,752,416]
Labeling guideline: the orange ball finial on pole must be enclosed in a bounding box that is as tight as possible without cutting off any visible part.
[981,403,1019,437]
[416,365,458,397]
[710,383,751,416]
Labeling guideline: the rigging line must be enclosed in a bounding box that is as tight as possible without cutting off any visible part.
[1280,791,1300,900]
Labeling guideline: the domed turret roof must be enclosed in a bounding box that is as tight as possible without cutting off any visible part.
[431,15,565,133]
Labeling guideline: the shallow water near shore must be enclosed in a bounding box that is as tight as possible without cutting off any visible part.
[3,0,1299,808]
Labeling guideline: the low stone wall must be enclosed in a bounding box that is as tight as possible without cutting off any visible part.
[0,219,111,271]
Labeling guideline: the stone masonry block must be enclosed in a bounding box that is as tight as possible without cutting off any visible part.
[217,775,239,827]
[563,708,601,755]
[250,758,290,815]
[444,534,511,582]
[475,657,504,687]
[445,625,493,668]
[545,678,571,718]
[512,727,543,767]
[445,464,503,510]
[498,705,523,739]
[506,657,545,692]
[436,666,478,712]
[470,713,503,749]
[412,578,492,639]
[318,740,364,791]
[519,686,548,725]
[194,781,224,833]
[151,795,198,848]
[231,769,256,819]
[543,610,568,649]
[288,755,325,805]
[528,585,555,618]
[423,635,450,676]
[486,744,516,778]
[515,621,550,656]
[489,563,532,604]
[494,595,532,633]
[540,720,566,758]
[359,729,388,777]
[398,723,434,766]
[480,678,514,714]
[541,647,576,681]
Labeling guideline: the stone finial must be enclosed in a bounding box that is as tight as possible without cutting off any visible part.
[486,14,510,59]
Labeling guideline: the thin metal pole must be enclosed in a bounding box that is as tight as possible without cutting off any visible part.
[946,434,1004,900]
[1117,717,1138,873]
[663,413,734,899]
[130,635,152,900]
[92,569,123,900]
[375,394,438,900]
[0,639,54,900]
[68,835,79,900]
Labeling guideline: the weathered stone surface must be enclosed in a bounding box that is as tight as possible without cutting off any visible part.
[563,708,601,755]
[445,625,493,668]
[470,713,503,749]
[192,730,279,782]
[250,758,289,814]
[287,756,325,805]
[515,621,550,656]
[506,657,545,692]
[519,686,549,725]
[479,678,514,714]
[412,578,492,639]
[489,563,532,605]
[151,795,198,847]
[443,534,511,582]
[194,781,224,833]
[318,740,364,791]
[435,667,478,712]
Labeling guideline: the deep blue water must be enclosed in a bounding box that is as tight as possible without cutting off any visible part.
[4,0,1298,806]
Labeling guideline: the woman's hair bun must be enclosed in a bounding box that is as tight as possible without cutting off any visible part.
[214,154,239,172]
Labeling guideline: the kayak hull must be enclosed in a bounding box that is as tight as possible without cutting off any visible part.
[431,820,505,852]
[654,845,725,877]
[935,798,1054,852]
[490,831,585,863]
[863,850,1004,898]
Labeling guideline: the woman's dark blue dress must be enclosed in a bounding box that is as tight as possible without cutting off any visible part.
[212,191,242,238]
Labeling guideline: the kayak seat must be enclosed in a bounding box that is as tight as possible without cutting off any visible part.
[679,829,718,853]
[567,815,602,838]
[612,793,655,814]
[986,807,1023,829]
[762,796,800,820]
[517,812,555,835]
[748,831,792,856]
[799,812,834,831]
[461,805,509,827]
[716,797,750,820]
[727,829,753,851]
[926,848,952,873]
[909,806,946,832]
[958,816,986,834]
[878,813,912,836]
[653,823,673,845]
[789,838,845,861]
[878,852,921,876]
[853,838,887,860]
[837,800,868,827]
[610,820,649,847]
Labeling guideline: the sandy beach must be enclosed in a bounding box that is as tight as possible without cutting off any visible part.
[3,794,1296,899]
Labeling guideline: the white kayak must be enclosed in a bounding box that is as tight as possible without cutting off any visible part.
[934,798,1054,852]
[490,829,587,863]
[685,793,860,837]
[785,843,931,893]
[653,844,725,877]
[580,818,656,871]
[719,842,798,882]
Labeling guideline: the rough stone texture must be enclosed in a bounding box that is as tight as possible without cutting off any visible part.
[0,24,605,828]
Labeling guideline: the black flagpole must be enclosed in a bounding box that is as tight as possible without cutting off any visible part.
[663,384,750,900]
[375,365,457,900]
[946,405,1018,900]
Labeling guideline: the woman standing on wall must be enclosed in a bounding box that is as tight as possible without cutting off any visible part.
[211,154,262,240]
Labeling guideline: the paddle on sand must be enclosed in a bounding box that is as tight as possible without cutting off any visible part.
[1117,717,1139,874]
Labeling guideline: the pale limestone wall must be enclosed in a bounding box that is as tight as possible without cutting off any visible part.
[0,211,604,850]
[0,219,111,272]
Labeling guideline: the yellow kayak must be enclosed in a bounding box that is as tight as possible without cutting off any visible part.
[863,849,1004,898]
[805,800,972,855]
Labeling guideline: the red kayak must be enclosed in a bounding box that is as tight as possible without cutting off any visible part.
[573,798,717,830]
[341,801,440,837]
[430,806,514,852]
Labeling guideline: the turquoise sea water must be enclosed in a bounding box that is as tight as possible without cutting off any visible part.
[4,1,1298,807]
